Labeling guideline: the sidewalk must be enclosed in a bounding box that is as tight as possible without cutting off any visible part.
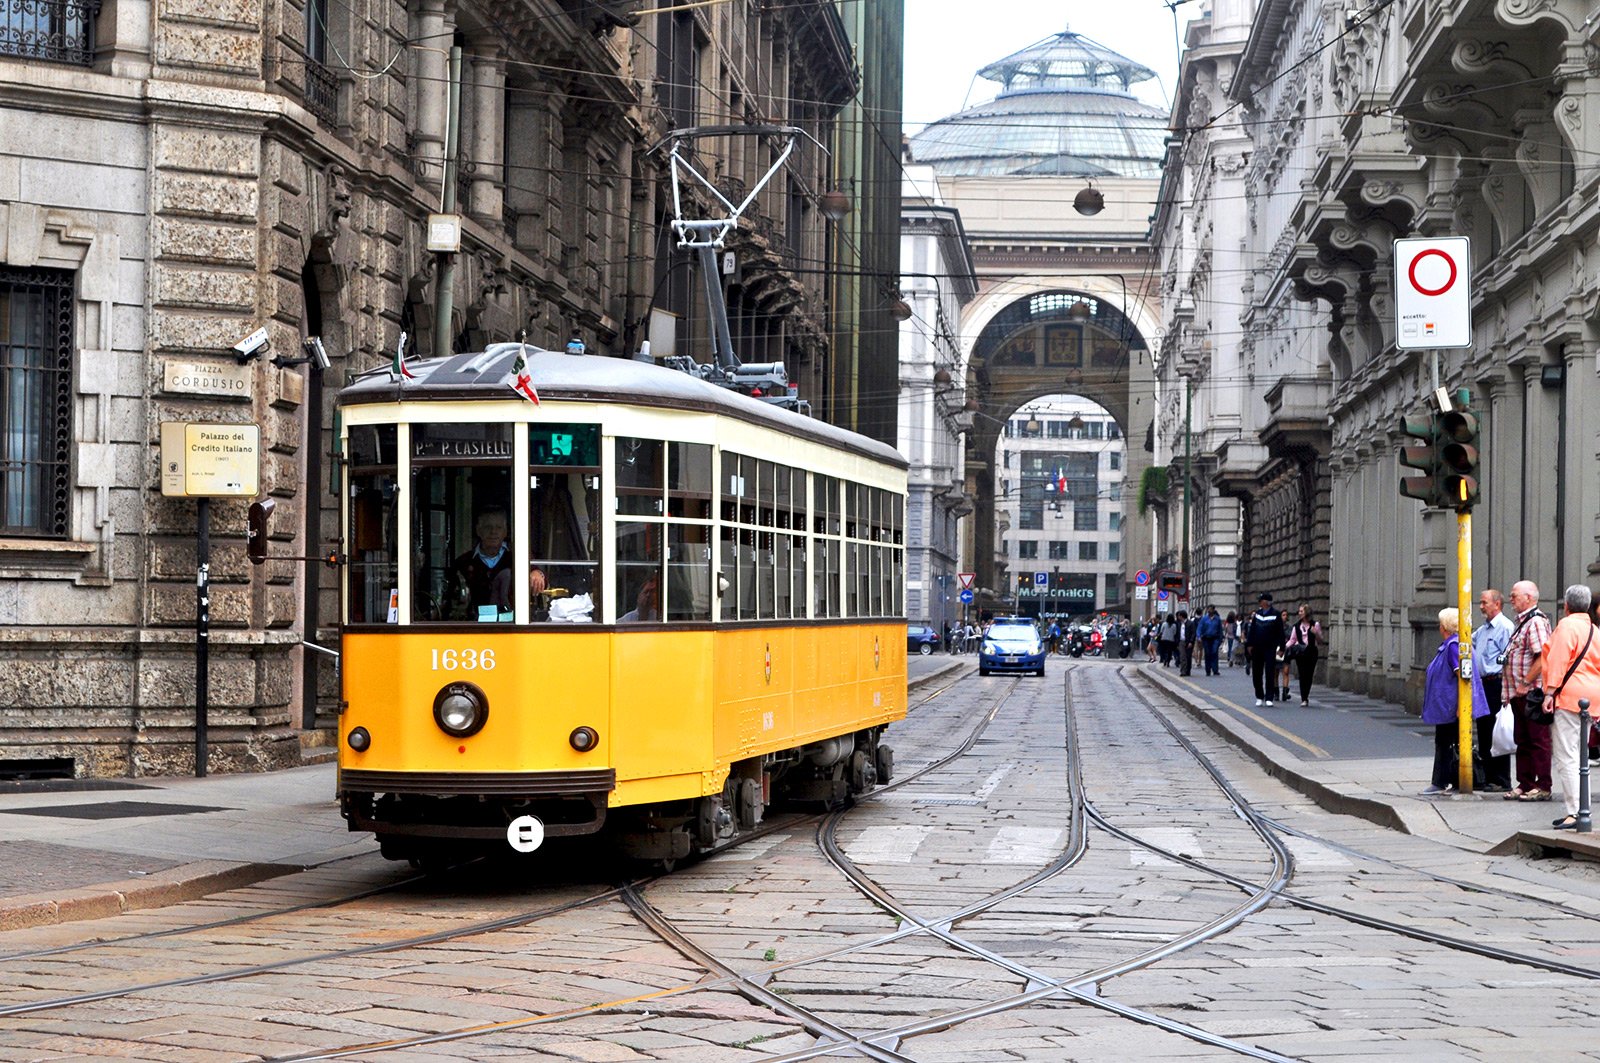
[1133,658,1600,862]
[0,763,367,931]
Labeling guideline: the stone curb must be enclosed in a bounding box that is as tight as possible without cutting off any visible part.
[909,658,970,692]
[1131,665,1428,836]
[0,860,298,933]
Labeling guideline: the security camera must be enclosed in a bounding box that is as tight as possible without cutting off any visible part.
[308,337,331,372]
[233,327,270,362]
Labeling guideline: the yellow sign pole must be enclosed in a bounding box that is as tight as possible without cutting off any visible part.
[1457,507,1474,793]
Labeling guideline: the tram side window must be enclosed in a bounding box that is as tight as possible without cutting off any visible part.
[529,424,601,623]
[667,523,712,621]
[891,492,906,617]
[347,425,398,624]
[411,424,514,623]
[616,438,665,515]
[666,442,712,621]
[813,474,839,618]
[616,521,662,622]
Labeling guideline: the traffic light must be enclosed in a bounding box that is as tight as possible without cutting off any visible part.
[246,498,275,565]
[1438,389,1480,510]
[1397,412,1442,506]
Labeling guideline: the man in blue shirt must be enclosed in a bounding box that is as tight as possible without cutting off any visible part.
[1197,606,1224,676]
[1473,588,1516,791]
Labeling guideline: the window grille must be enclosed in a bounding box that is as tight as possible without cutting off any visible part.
[0,266,74,538]
[0,0,99,65]
[304,59,338,125]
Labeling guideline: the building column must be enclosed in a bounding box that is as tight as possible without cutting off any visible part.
[467,44,506,224]
[411,0,451,195]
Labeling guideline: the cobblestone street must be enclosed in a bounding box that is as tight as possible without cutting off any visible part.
[1,660,1598,1061]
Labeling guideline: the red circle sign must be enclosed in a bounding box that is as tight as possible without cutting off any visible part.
[1408,249,1457,297]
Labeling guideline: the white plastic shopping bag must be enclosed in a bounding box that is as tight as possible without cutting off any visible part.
[1491,704,1517,758]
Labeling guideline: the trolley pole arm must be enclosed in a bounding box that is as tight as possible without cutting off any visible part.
[697,244,738,374]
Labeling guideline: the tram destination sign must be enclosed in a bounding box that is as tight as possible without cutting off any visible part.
[1394,236,1471,350]
[160,422,261,497]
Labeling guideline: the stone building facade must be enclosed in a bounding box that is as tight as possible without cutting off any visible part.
[897,164,976,629]
[1152,0,1334,622]
[0,0,900,777]
[1161,0,1600,708]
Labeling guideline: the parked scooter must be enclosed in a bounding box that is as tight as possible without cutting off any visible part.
[1118,634,1133,658]
[1068,629,1086,657]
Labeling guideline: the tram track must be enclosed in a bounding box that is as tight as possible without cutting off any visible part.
[768,666,1299,1063]
[244,674,1028,1061]
[1108,668,1600,980]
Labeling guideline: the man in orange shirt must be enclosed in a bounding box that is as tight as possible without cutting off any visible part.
[1542,584,1600,830]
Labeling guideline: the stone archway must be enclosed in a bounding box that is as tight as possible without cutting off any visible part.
[963,289,1157,597]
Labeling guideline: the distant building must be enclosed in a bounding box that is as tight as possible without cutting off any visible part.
[897,165,977,629]
[995,400,1127,620]
[907,29,1160,612]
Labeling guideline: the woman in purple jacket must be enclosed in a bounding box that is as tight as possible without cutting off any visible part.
[1421,608,1490,795]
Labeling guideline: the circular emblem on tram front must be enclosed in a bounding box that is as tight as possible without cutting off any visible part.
[764,643,772,684]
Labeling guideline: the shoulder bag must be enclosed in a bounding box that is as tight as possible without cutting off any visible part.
[1532,620,1596,726]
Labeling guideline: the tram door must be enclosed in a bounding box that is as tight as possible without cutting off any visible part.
[410,423,513,623]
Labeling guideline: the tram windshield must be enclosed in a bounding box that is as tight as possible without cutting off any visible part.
[412,423,514,623]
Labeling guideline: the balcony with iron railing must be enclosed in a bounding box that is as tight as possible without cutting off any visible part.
[304,58,338,126]
[0,0,100,65]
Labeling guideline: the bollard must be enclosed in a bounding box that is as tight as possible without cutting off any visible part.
[1579,698,1592,835]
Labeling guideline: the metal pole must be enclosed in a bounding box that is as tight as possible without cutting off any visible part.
[696,244,738,373]
[1579,698,1592,834]
[1457,508,1474,793]
[432,45,462,362]
[1181,379,1192,577]
[195,496,210,779]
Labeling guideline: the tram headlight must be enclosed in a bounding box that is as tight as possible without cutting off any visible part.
[569,725,600,753]
[347,726,371,752]
[433,682,489,738]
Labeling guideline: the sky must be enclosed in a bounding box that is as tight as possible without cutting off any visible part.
[901,0,1187,132]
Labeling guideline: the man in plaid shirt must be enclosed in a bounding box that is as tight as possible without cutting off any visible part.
[1502,580,1553,801]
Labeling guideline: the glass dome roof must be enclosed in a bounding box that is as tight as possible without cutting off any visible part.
[909,30,1168,180]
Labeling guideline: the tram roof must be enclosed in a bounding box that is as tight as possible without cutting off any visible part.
[339,344,908,469]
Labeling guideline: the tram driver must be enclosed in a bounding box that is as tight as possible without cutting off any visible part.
[446,509,513,620]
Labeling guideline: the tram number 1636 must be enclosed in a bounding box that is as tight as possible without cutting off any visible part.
[430,648,497,671]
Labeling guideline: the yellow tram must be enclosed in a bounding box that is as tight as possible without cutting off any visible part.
[336,345,908,862]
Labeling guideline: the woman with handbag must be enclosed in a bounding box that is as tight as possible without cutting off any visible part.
[1283,604,1323,706]
[1420,608,1491,795]
[1541,585,1600,830]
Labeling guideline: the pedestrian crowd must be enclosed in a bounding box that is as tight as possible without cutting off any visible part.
[1417,580,1600,831]
[1137,592,1325,706]
[1136,579,1600,831]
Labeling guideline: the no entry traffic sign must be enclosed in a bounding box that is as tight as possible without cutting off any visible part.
[1394,237,1471,350]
